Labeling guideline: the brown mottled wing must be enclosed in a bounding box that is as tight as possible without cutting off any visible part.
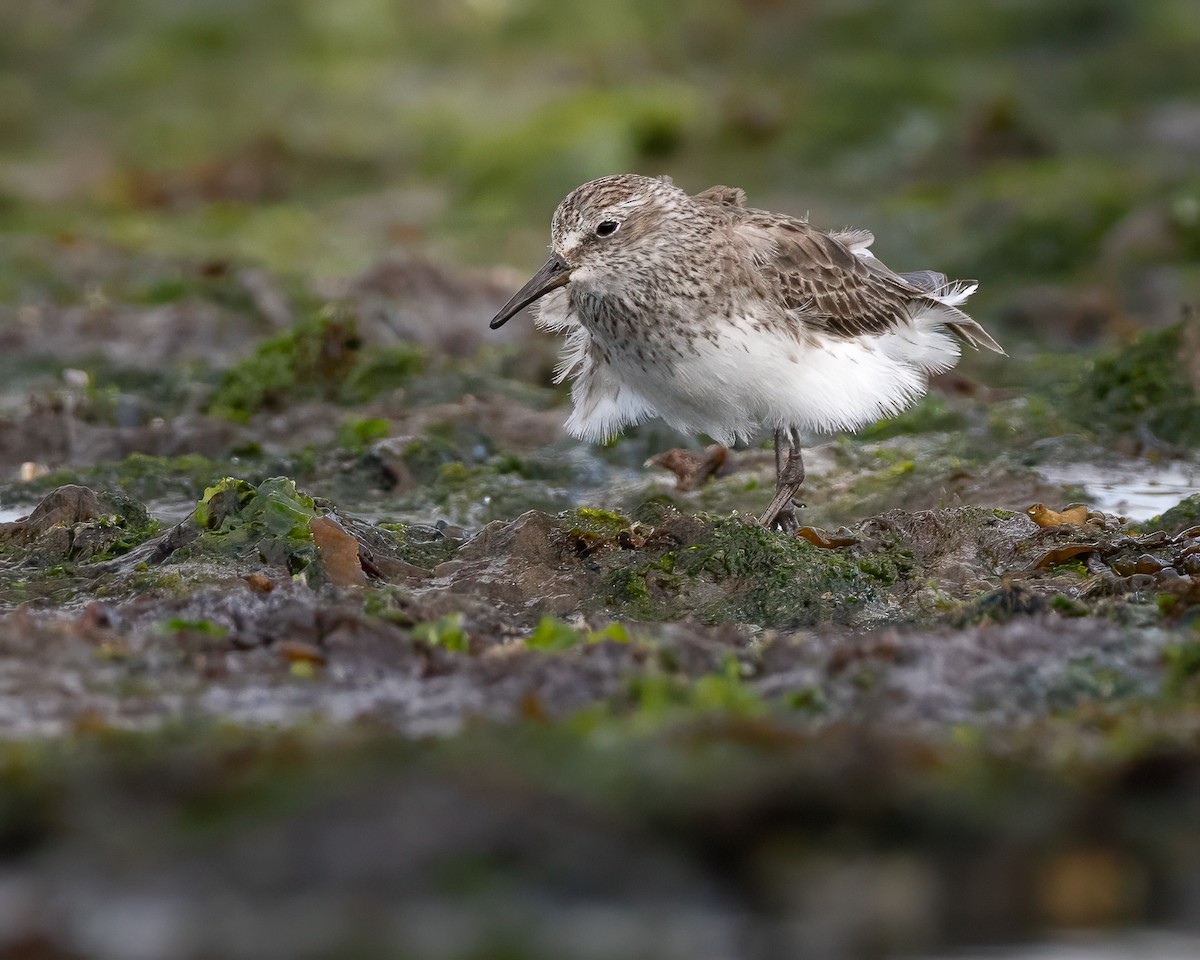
[742,213,918,340]
[693,184,747,208]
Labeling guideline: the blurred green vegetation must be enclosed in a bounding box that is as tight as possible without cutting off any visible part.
[2,0,1198,322]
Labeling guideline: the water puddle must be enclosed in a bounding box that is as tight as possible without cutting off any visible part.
[1037,460,1199,521]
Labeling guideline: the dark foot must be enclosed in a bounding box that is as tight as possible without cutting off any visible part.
[759,485,803,531]
[760,427,805,531]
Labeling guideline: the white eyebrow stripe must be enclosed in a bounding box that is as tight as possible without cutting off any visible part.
[613,197,649,210]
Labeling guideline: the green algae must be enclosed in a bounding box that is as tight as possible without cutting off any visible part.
[360,587,416,627]
[157,617,230,639]
[336,416,390,453]
[621,660,766,724]
[1073,319,1200,446]
[206,308,357,421]
[191,476,318,574]
[340,344,428,404]
[395,436,468,485]
[1145,493,1200,534]
[599,510,912,627]
[785,685,829,714]
[1162,640,1200,697]
[413,612,468,653]
[525,616,586,652]
[567,507,632,540]
[525,616,631,652]
[207,307,425,421]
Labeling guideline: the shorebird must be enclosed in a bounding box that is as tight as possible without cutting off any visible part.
[490,174,1004,530]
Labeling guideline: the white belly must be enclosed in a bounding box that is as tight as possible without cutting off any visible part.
[538,291,964,445]
[594,315,962,445]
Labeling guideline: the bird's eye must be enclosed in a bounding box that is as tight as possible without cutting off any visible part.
[595,220,620,238]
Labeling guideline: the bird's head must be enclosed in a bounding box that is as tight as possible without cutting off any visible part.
[489,174,689,329]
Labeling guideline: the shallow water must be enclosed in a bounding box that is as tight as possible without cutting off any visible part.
[1036,460,1199,520]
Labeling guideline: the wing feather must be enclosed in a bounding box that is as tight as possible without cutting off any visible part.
[738,213,913,339]
[726,209,1002,352]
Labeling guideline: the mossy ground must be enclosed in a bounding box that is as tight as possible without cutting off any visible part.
[3,1,1200,955]
[593,509,914,627]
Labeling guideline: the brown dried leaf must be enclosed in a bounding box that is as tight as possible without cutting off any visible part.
[311,515,368,587]
[242,573,274,593]
[1032,543,1098,569]
[796,526,859,548]
[1026,503,1091,528]
[277,640,326,666]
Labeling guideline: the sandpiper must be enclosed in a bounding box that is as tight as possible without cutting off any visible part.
[490,174,1004,529]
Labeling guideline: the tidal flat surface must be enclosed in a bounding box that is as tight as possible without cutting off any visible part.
[1,253,1197,959]
[3,1,1200,957]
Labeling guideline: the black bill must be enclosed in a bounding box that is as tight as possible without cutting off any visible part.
[489,254,572,329]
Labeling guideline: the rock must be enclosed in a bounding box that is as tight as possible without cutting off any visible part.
[0,485,103,546]
[442,510,595,615]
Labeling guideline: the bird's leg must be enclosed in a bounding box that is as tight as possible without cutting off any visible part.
[759,427,805,531]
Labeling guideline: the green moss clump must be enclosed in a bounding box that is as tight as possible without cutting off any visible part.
[605,567,653,615]
[193,476,319,574]
[615,658,766,726]
[1145,494,1200,534]
[397,436,464,485]
[208,306,425,421]
[413,613,469,653]
[1050,594,1090,617]
[340,345,427,404]
[568,507,632,539]
[681,516,907,624]
[785,686,828,714]
[336,417,390,453]
[1073,320,1200,445]
[526,617,585,652]
[157,617,230,639]
[207,308,358,421]
[600,512,911,627]
[436,463,472,487]
[525,616,630,652]
[1163,641,1200,697]
[88,493,162,561]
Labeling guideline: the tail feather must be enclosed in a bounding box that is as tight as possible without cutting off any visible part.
[901,272,1004,355]
[921,301,1006,355]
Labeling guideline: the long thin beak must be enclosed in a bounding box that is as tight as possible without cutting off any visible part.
[489,254,572,329]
